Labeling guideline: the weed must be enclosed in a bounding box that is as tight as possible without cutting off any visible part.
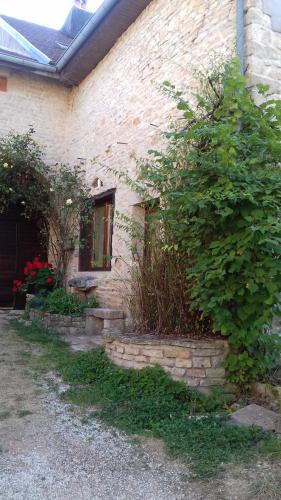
[0,410,11,420]
[10,319,68,349]
[249,475,281,500]
[17,410,33,418]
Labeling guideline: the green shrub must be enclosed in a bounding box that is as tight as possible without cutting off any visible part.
[38,288,98,316]
[122,58,281,386]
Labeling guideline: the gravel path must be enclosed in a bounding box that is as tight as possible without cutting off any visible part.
[0,314,279,500]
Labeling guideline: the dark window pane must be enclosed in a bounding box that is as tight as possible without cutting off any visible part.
[79,192,114,271]
[93,204,105,268]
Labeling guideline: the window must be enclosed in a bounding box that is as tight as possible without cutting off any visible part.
[79,190,114,271]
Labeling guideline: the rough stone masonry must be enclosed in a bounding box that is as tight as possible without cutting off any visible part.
[1,0,281,309]
[105,334,229,389]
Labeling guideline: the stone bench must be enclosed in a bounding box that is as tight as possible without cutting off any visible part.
[85,308,125,336]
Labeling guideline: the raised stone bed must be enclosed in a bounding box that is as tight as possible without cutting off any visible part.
[105,334,229,389]
[29,309,86,336]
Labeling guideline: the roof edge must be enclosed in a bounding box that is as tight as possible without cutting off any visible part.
[56,0,119,71]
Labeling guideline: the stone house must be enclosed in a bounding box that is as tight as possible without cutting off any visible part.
[0,0,280,309]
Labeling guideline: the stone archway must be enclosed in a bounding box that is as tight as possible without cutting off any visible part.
[0,206,46,308]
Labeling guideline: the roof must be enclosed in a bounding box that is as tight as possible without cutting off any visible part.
[0,0,153,85]
[1,15,72,63]
[61,7,93,38]
[0,16,51,64]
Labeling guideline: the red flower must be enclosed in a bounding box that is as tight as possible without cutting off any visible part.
[13,280,18,285]
[30,271,36,277]
[12,287,17,293]
[17,280,22,286]
[46,277,53,284]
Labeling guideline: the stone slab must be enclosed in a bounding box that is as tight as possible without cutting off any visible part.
[230,404,281,433]
[68,276,97,291]
[86,308,125,319]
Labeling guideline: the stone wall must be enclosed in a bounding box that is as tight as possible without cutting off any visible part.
[105,334,229,389]
[29,309,85,336]
[66,0,236,308]
[0,69,70,164]
[245,0,281,99]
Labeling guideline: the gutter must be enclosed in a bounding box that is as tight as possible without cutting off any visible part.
[236,0,245,74]
[0,52,57,73]
[56,0,119,71]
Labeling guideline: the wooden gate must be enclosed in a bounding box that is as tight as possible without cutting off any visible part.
[0,207,45,308]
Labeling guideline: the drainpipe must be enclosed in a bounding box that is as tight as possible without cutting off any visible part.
[236,0,245,74]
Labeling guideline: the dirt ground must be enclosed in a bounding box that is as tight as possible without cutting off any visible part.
[0,314,280,500]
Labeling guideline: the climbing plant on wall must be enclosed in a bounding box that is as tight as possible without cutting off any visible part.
[119,58,281,386]
[0,128,49,215]
[0,128,91,288]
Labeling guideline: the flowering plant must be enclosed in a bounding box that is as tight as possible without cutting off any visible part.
[12,256,59,295]
[0,129,91,289]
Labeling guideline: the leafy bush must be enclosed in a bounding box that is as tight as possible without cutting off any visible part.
[0,128,48,215]
[32,288,98,316]
[121,58,281,386]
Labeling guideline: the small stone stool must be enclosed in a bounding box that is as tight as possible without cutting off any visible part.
[85,308,125,336]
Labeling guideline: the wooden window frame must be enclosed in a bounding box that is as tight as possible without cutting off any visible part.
[79,189,115,272]
[0,76,7,92]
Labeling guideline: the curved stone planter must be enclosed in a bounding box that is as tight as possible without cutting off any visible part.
[105,334,229,389]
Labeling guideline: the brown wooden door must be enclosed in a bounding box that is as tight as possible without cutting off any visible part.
[0,207,45,308]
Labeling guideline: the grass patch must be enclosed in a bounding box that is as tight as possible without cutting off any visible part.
[11,319,67,349]
[0,410,11,420]
[12,319,281,478]
[17,410,33,418]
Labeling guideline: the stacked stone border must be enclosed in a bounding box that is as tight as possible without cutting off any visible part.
[105,334,229,389]
[29,309,85,336]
